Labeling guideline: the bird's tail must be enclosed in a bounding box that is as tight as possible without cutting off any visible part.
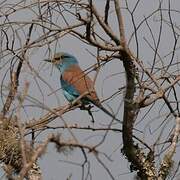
[91,101,122,123]
[89,100,142,133]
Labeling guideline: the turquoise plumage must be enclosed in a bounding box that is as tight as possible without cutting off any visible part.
[45,52,122,123]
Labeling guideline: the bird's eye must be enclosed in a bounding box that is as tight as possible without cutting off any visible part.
[54,57,60,61]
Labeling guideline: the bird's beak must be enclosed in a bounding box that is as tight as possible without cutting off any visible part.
[44,59,52,63]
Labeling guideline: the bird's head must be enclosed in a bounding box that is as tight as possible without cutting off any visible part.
[44,52,78,73]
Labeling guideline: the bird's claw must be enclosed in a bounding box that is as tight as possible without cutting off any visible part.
[79,104,95,123]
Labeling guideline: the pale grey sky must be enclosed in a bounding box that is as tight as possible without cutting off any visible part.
[0,0,180,179]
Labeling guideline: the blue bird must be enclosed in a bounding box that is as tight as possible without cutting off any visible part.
[45,52,121,123]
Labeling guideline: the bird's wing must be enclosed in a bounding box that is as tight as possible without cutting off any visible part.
[61,64,100,104]
[61,65,123,123]
[60,75,80,97]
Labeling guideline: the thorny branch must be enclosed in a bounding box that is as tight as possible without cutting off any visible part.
[0,0,180,179]
[2,24,34,115]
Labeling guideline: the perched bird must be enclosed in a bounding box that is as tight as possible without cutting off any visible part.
[45,52,121,123]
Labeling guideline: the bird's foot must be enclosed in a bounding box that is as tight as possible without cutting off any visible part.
[87,109,95,123]
[79,104,93,110]
[79,105,95,123]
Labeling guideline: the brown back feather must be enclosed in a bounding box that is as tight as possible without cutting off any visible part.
[62,65,100,104]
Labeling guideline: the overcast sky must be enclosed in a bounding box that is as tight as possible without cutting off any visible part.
[0,0,180,179]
